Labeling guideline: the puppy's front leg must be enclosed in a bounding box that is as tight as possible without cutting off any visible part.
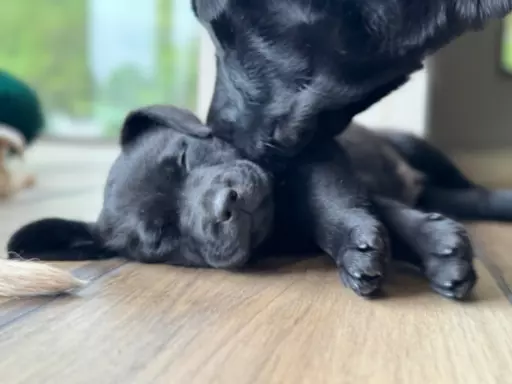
[288,141,390,297]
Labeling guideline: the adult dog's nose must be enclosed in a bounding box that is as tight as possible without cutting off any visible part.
[214,189,239,221]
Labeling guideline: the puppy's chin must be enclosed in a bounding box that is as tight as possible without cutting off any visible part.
[205,248,252,269]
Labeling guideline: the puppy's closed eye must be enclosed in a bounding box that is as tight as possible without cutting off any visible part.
[174,139,190,171]
[159,143,189,174]
[177,147,188,171]
[159,157,181,174]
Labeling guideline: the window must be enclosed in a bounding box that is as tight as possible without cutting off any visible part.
[501,15,512,75]
[0,0,200,139]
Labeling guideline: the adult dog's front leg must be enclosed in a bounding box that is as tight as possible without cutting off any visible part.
[335,210,390,297]
[287,142,390,297]
[373,197,477,300]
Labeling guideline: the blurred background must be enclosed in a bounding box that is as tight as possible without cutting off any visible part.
[357,17,512,187]
[1,0,200,139]
[0,0,203,228]
[1,4,511,379]
[1,3,511,187]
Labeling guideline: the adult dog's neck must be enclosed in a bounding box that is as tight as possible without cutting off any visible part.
[206,50,417,170]
[197,0,512,170]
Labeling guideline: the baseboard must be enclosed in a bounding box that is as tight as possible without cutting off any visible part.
[448,148,512,188]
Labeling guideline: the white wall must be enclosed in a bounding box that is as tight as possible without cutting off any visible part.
[426,21,512,187]
[355,69,427,135]
[196,29,217,121]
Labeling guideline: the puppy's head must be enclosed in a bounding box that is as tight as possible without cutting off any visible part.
[101,104,274,268]
[8,105,274,269]
[193,0,512,168]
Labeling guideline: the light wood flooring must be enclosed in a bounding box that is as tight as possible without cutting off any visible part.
[0,141,511,384]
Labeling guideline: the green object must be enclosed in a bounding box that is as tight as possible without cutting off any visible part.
[0,70,44,145]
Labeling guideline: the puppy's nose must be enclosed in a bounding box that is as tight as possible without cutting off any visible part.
[214,189,239,221]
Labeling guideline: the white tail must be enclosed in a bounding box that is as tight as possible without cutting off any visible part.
[0,259,86,297]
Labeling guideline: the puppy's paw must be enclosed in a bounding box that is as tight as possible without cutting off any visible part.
[338,225,390,297]
[419,213,477,300]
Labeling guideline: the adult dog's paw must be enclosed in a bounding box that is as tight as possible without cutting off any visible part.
[420,213,477,300]
[337,225,390,297]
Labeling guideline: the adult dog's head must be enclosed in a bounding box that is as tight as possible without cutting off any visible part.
[8,105,274,269]
[193,0,512,170]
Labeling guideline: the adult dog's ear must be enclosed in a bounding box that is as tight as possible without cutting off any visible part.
[120,104,212,149]
[455,0,512,21]
[7,218,106,261]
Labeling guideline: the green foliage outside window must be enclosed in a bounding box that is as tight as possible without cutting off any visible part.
[0,0,200,138]
[501,15,512,75]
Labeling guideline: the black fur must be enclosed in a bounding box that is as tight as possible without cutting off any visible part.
[10,105,274,269]
[7,218,101,258]
[9,107,512,299]
[380,130,476,190]
[192,0,512,169]
[189,1,512,299]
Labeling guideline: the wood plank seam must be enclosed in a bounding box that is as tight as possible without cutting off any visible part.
[471,234,512,304]
[476,251,512,304]
[4,187,101,206]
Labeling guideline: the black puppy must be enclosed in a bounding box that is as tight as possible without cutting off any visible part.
[7,106,512,299]
[10,106,274,269]
[192,0,512,299]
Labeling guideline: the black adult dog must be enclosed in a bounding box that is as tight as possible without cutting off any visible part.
[8,105,512,299]
[193,0,512,165]
[192,0,512,291]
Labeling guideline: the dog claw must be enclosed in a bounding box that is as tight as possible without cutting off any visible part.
[428,213,443,221]
[340,270,382,297]
[440,247,455,257]
[357,243,371,251]
[352,270,363,279]
[363,270,382,278]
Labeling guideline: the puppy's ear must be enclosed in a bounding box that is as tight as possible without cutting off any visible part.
[7,218,106,261]
[120,104,212,148]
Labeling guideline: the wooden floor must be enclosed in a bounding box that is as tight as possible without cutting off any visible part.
[1,142,512,384]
